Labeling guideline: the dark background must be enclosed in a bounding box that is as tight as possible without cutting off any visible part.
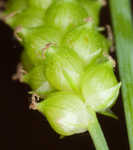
[0,1,132,150]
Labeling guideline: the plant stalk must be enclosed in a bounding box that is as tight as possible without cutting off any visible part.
[88,112,109,150]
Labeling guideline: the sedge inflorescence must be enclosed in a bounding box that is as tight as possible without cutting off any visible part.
[1,0,120,138]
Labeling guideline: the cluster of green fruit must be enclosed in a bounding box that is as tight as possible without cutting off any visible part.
[1,0,120,140]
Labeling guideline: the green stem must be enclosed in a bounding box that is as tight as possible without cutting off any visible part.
[88,112,109,150]
[109,0,133,149]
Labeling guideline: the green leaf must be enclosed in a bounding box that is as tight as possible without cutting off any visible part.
[109,0,133,149]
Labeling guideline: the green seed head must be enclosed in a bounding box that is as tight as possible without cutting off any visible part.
[2,0,121,144]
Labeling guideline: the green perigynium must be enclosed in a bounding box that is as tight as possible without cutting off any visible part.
[3,0,28,15]
[22,65,54,97]
[77,0,104,25]
[81,61,121,112]
[5,8,45,28]
[21,50,34,71]
[28,0,53,10]
[44,0,88,32]
[44,46,84,93]
[36,91,96,136]
[62,22,110,65]
[1,0,121,150]
[18,25,63,65]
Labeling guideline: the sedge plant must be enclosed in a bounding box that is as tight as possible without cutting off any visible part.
[0,0,122,150]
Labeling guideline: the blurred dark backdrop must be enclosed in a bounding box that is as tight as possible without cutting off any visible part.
[0,1,132,150]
